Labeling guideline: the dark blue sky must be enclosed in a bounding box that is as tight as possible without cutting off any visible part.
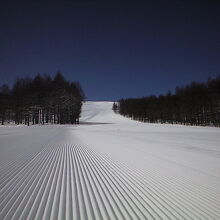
[0,0,219,100]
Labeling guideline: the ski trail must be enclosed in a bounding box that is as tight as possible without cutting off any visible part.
[1,143,220,219]
[0,101,220,219]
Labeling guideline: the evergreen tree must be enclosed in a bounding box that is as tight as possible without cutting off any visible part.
[0,73,85,125]
[116,77,220,127]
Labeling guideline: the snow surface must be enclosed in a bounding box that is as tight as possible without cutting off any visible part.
[0,101,220,219]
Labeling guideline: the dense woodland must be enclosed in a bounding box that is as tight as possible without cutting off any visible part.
[0,73,85,125]
[115,77,220,127]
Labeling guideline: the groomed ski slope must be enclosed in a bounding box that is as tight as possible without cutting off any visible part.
[0,101,220,220]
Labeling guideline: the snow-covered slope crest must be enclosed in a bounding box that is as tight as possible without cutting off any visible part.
[80,101,113,122]
[80,101,123,123]
[80,101,130,124]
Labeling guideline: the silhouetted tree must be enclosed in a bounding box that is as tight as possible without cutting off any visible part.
[0,85,11,125]
[0,73,85,125]
[112,102,118,112]
[116,76,220,127]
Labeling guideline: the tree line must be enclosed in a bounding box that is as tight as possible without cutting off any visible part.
[115,77,220,126]
[0,73,85,125]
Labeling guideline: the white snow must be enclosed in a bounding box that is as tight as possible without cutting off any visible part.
[0,101,220,219]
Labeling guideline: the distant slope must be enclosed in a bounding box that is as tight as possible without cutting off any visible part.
[80,101,125,123]
[80,101,136,124]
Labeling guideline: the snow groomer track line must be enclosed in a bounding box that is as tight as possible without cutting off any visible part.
[0,102,220,219]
